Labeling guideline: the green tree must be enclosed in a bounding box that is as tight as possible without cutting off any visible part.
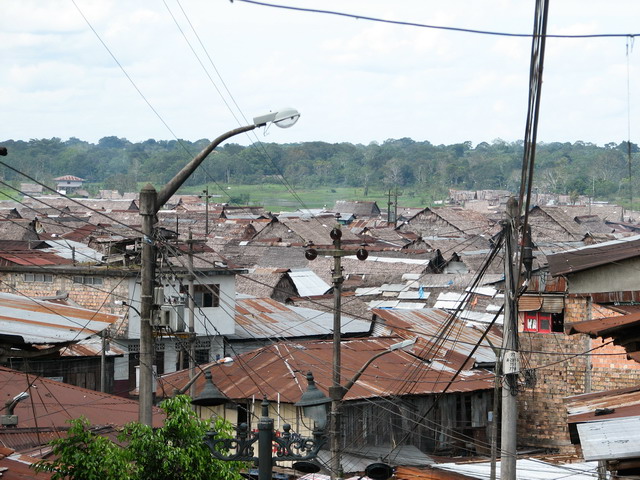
[33,396,244,480]
[33,417,133,480]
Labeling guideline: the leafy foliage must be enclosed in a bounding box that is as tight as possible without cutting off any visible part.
[32,417,133,480]
[33,396,245,480]
[2,136,639,205]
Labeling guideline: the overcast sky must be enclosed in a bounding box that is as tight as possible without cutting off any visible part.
[2,1,640,147]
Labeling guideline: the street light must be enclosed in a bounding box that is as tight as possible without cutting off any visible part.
[138,109,300,425]
[296,337,416,480]
[202,372,328,480]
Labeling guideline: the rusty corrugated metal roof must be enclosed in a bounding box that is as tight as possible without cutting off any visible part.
[0,291,120,345]
[158,337,494,403]
[233,297,370,339]
[565,384,640,425]
[0,366,164,429]
[547,234,640,276]
[0,451,52,479]
[371,308,501,366]
[564,311,640,337]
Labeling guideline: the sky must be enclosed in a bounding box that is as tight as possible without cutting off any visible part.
[2,0,640,148]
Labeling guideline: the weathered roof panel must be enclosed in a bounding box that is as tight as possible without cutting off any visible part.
[158,336,494,403]
[0,292,119,345]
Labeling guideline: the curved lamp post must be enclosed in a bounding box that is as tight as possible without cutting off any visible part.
[138,109,300,425]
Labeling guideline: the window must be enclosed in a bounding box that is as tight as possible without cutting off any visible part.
[193,284,220,308]
[73,276,103,286]
[24,273,53,283]
[524,312,564,333]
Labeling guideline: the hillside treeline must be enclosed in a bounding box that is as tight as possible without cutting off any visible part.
[1,136,638,202]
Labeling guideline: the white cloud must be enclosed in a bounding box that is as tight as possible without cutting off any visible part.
[1,0,640,146]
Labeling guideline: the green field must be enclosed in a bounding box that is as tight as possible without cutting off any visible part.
[182,183,440,212]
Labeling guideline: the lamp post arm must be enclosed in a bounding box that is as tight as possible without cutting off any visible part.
[175,368,206,395]
[341,349,391,397]
[156,124,256,208]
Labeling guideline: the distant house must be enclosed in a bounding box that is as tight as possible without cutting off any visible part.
[330,200,381,219]
[53,175,85,194]
[398,207,496,238]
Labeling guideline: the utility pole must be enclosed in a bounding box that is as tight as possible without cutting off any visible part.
[501,197,519,480]
[185,230,205,396]
[202,186,210,236]
[100,329,108,393]
[304,226,368,480]
[137,110,300,425]
[330,229,344,480]
[139,184,158,426]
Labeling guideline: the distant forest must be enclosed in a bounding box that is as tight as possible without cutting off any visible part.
[1,136,638,205]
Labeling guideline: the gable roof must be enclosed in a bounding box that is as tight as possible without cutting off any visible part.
[331,200,381,217]
[529,206,585,241]
[252,218,362,246]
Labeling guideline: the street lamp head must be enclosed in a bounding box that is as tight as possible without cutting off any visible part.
[253,108,301,129]
[191,370,228,407]
[295,372,331,430]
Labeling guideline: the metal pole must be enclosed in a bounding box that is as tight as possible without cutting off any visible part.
[330,231,343,480]
[257,399,274,480]
[188,230,196,397]
[100,330,107,393]
[500,197,519,480]
[204,186,209,236]
[137,124,257,425]
[139,184,158,426]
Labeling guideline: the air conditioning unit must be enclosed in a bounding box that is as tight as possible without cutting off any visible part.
[152,307,171,328]
[157,304,186,332]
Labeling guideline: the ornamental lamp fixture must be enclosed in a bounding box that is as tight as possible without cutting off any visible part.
[295,372,331,430]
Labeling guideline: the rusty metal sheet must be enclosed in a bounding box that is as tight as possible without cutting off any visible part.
[565,311,640,337]
[0,366,164,429]
[371,308,501,366]
[547,235,640,276]
[158,336,494,404]
[233,297,370,339]
[0,291,120,345]
[566,385,640,425]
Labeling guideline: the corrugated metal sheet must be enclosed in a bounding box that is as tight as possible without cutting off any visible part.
[518,294,564,313]
[565,384,640,425]
[0,292,120,345]
[577,416,640,461]
[158,336,494,403]
[547,234,640,276]
[564,311,640,337]
[371,308,501,366]
[288,269,331,296]
[0,452,52,479]
[434,459,600,480]
[0,366,163,429]
[233,297,370,340]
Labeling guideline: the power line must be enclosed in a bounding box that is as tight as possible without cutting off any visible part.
[232,0,640,39]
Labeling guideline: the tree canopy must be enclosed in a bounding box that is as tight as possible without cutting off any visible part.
[33,396,245,480]
[2,137,638,204]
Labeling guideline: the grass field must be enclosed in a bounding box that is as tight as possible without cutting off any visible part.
[182,183,439,212]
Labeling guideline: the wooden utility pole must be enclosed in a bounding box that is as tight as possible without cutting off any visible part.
[500,197,519,480]
[304,226,369,480]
